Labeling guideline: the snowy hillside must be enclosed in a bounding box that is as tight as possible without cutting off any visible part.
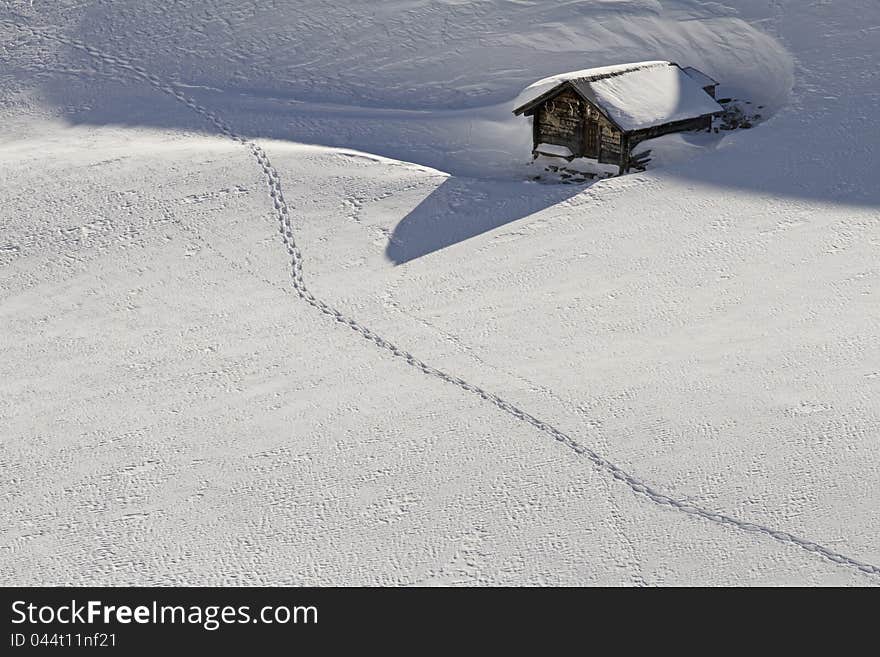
[1,1,878,585]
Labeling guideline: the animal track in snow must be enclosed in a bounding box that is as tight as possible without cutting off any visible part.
[181,185,249,204]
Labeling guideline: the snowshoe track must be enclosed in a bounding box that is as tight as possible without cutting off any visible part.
[5,16,878,580]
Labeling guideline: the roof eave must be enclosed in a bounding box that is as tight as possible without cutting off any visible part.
[679,65,719,87]
[625,110,722,133]
[512,81,573,116]
[512,80,627,132]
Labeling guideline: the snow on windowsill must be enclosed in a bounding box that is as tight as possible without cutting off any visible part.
[535,143,574,158]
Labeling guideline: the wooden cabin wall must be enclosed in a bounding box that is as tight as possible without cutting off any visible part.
[532,90,714,173]
[536,92,626,163]
[597,116,623,165]
[535,89,584,155]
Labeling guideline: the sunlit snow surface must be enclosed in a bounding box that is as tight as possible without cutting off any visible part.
[1,1,878,585]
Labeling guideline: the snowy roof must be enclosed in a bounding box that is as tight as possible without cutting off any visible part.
[513,61,723,132]
[681,66,718,89]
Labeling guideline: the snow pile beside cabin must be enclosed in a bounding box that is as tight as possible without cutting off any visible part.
[631,132,718,168]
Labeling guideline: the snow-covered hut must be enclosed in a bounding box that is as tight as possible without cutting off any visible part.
[512,61,723,174]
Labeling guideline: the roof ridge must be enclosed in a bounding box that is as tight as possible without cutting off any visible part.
[571,61,672,84]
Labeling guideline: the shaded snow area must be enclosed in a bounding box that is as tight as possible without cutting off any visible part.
[1,0,879,586]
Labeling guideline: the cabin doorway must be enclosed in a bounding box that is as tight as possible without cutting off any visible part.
[584,120,599,158]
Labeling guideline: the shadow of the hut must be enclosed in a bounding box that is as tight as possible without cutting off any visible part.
[385,175,585,265]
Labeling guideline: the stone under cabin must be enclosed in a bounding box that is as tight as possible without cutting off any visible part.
[513,61,723,175]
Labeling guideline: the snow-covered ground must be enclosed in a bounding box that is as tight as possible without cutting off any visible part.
[1,1,878,585]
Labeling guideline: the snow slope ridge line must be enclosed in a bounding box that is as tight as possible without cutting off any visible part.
[8,17,877,580]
